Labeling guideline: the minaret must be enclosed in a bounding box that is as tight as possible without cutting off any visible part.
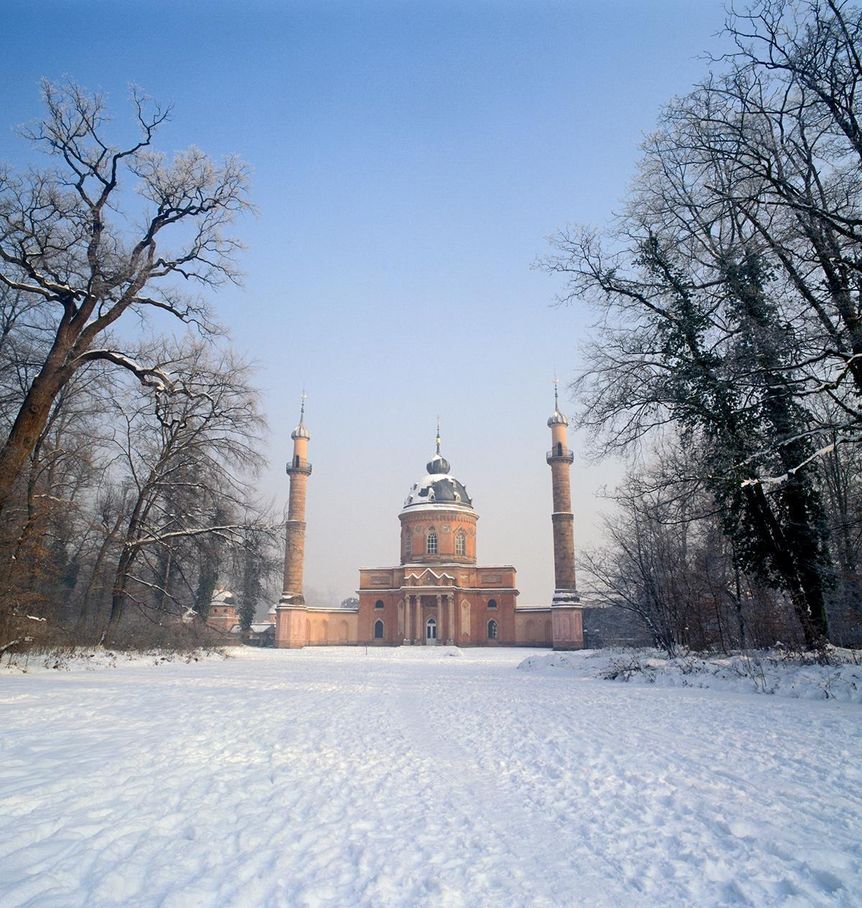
[283,393,312,605]
[546,380,583,649]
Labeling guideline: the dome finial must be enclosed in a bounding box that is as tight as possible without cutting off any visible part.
[426,416,450,475]
[548,376,569,427]
[291,389,310,440]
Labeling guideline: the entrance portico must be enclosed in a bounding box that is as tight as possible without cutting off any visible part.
[402,590,455,644]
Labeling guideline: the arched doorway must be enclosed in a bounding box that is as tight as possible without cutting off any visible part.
[426,616,438,644]
[374,619,384,641]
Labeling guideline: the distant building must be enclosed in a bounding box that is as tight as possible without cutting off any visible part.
[247,623,276,647]
[274,394,585,649]
[206,590,240,635]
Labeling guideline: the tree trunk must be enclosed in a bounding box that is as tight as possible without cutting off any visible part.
[0,352,70,520]
[108,545,136,630]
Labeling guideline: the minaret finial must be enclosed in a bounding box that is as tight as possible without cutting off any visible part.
[436,415,441,454]
[291,389,310,441]
[553,375,560,411]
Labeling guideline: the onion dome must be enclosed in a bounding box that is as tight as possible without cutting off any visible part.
[402,426,474,512]
[426,452,450,474]
[291,392,310,439]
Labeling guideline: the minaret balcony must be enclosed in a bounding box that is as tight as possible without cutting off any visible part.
[546,447,574,465]
[286,459,313,476]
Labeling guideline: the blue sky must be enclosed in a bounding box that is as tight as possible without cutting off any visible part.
[2,0,730,605]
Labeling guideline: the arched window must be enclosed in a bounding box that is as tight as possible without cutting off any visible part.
[426,529,438,555]
[375,599,384,610]
[488,598,497,609]
[374,620,384,639]
[404,531,412,557]
[556,442,563,457]
[487,619,498,640]
[455,530,466,557]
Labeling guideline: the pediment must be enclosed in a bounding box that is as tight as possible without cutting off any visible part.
[404,568,456,587]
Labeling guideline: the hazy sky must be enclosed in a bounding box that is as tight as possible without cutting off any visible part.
[2,0,730,606]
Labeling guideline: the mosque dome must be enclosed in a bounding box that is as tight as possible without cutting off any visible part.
[402,434,474,512]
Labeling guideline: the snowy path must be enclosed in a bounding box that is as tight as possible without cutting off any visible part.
[0,647,860,907]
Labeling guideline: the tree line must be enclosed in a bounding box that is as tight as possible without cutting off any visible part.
[546,0,862,653]
[0,82,281,651]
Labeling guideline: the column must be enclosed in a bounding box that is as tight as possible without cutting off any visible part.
[447,594,455,645]
[436,594,442,641]
[404,594,412,643]
[414,597,421,644]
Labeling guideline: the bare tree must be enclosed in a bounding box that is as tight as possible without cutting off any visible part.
[102,339,266,637]
[0,80,251,518]
[583,442,808,654]
[0,359,115,625]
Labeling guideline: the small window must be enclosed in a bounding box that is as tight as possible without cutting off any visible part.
[294,455,300,466]
[426,529,438,555]
[374,620,384,639]
[487,619,498,640]
[404,532,412,557]
[556,442,563,457]
[455,530,466,556]
[488,598,497,609]
[375,599,384,610]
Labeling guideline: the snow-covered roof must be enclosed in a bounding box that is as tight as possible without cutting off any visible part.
[402,446,475,513]
[210,589,236,606]
[402,470,474,512]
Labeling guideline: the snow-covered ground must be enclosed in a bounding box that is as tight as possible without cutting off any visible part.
[520,647,862,702]
[1,646,860,907]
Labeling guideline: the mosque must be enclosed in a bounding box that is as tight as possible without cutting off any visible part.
[273,392,584,650]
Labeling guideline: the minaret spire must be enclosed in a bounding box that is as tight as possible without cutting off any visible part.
[436,415,441,455]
